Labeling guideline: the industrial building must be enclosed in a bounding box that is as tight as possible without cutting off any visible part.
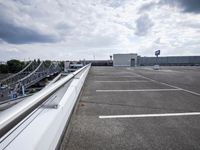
[112,53,200,67]
[137,56,200,66]
[113,53,137,67]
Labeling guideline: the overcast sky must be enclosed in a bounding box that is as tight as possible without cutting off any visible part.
[0,0,200,61]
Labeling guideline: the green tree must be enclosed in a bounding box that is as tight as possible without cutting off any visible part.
[59,61,64,71]
[0,64,8,73]
[44,60,51,68]
[7,59,25,73]
[37,59,41,64]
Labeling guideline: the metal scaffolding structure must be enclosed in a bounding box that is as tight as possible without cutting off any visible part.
[0,61,61,101]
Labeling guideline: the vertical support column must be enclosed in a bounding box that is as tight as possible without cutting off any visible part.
[22,85,26,96]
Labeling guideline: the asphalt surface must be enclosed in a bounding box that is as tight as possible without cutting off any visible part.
[60,66,200,150]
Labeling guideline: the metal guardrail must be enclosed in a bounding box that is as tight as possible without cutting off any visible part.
[0,61,61,101]
[0,64,91,138]
[0,95,32,111]
[16,61,61,91]
[0,61,40,101]
[0,94,31,106]
[0,61,38,87]
[45,73,62,88]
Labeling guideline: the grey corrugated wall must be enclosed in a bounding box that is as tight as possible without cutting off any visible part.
[137,56,200,66]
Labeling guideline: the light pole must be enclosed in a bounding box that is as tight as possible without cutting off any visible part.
[155,50,160,65]
[110,55,112,60]
[154,50,161,70]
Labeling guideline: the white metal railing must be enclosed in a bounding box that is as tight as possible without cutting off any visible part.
[0,63,90,150]
[0,64,91,138]
[0,61,33,86]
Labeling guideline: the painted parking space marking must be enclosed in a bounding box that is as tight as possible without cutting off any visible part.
[96,89,182,92]
[95,80,149,83]
[132,72,200,96]
[95,75,141,78]
[99,112,200,119]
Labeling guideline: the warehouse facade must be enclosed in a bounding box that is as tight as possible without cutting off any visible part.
[113,53,200,66]
[113,53,138,67]
[137,56,200,66]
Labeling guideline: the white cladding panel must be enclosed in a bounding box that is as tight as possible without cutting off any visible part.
[113,54,137,67]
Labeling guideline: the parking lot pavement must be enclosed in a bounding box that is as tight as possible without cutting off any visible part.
[60,66,200,150]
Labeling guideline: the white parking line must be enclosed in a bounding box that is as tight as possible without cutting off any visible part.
[134,73,200,96]
[95,80,149,83]
[99,112,200,119]
[96,89,182,92]
[95,76,141,78]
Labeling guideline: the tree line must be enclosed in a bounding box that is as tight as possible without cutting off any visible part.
[0,59,64,74]
[0,59,26,74]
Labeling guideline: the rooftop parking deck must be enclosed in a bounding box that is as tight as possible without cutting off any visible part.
[60,66,200,150]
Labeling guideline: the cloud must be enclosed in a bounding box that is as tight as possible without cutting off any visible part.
[0,0,200,61]
[160,0,200,13]
[0,19,59,44]
[135,14,154,36]
[179,21,200,29]
[13,0,32,5]
[101,0,127,8]
[139,1,157,12]
[83,34,120,48]
[0,2,60,44]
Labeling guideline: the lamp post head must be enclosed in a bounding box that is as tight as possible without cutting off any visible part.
[155,50,160,57]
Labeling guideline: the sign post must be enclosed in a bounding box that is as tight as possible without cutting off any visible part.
[154,50,161,70]
[155,50,160,65]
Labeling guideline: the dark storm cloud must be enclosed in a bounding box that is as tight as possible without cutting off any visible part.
[0,2,59,44]
[160,0,200,13]
[0,20,59,44]
[135,14,154,36]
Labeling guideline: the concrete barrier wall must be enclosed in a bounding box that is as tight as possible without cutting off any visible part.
[2,65,90,150]
[85,60,113,66]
